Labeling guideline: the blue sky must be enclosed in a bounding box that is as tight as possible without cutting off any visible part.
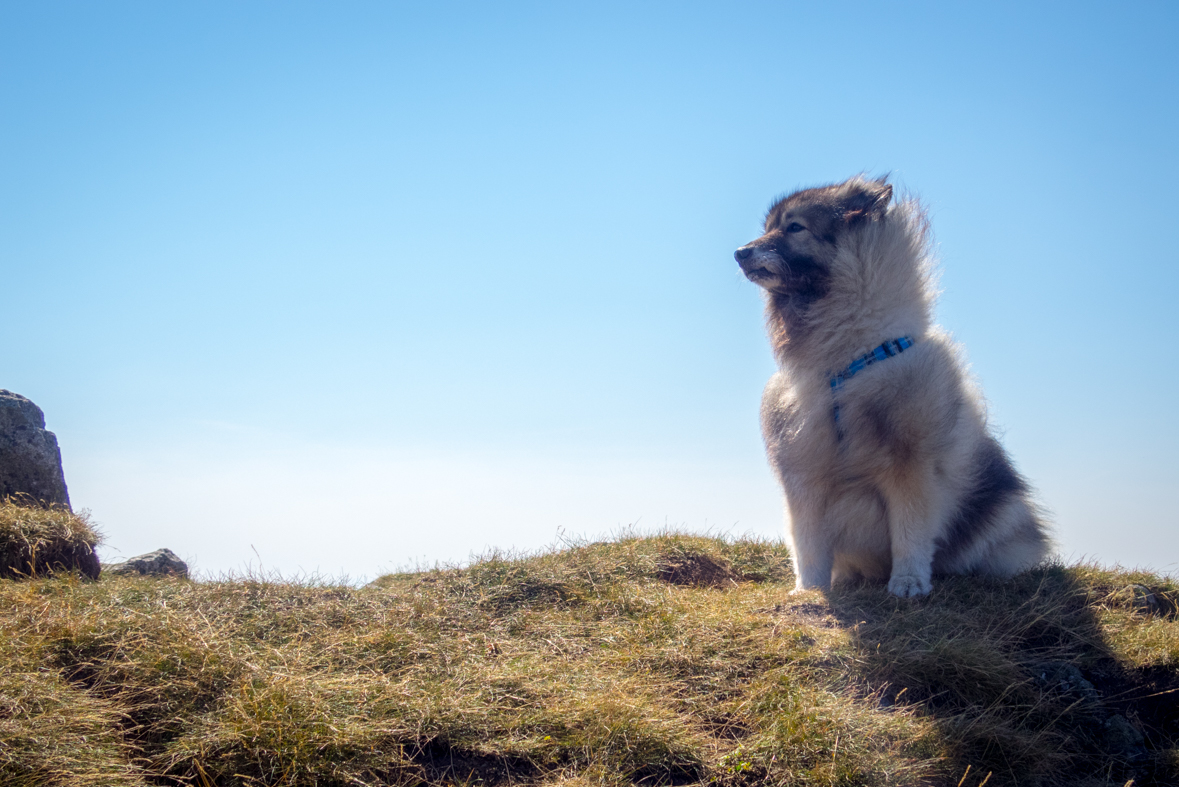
[3,1,1177,579]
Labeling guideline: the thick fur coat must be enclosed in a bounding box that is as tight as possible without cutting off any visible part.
[735,177,1049,597]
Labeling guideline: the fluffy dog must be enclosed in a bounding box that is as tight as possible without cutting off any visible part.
[735,176,1049,597]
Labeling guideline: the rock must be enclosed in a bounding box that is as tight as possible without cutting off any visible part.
[105,548,189,579]
[1103,714,1147,760]
[1032,661,1100,703]
[1124,583,1178,617]
[1127,584,1158,613]
[0,390,71,509]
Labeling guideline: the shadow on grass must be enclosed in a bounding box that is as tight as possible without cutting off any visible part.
[819,565,1179,787]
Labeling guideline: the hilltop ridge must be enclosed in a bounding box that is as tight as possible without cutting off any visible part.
[1,527,1177,786]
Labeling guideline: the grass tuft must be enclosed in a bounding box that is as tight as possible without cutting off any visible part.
[0,497,101,580]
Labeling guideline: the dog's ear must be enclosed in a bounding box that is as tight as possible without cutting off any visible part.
[841,179,892,223]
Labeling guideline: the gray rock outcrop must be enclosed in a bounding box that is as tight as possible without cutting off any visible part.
[105,548,189,578]
[0,390,71,509]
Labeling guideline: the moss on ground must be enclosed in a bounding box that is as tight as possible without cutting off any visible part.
[0,531,1176,786]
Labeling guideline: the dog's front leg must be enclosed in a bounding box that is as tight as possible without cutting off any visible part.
[786,498,834,592]
[881,472,946,598]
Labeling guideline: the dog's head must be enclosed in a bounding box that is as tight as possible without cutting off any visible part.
[735,176,892,299]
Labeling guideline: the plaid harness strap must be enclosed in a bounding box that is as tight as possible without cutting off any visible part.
[829,336,916,438]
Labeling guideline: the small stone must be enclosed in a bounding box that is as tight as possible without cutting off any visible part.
[1127,584,1158,614]
[1103,714,1146,759]
[1031,662,1099,703]
[1124,583,1178,617]
[105,548,189,579]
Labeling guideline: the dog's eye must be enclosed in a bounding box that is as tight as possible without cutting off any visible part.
[785,222,806,233]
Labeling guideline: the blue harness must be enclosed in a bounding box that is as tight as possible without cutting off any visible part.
[829,336,915,439]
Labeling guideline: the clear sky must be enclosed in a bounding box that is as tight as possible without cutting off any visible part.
[3,1,1177,580]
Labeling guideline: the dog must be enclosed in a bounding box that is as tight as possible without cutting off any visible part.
[735,176,1049,597]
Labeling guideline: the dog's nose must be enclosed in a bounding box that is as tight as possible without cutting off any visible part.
[734,246,754,263]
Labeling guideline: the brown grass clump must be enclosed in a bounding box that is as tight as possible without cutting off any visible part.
[0,532,1177,786]
[0,496,100,580]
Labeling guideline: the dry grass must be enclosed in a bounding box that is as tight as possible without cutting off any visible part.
[0,531,1176,786]
[0,497,101,580]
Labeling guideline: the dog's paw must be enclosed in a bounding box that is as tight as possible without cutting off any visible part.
[887,574,931,598]
[792,579,831,595]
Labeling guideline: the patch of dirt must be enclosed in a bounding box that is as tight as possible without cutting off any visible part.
[656,552,740,588]
[758,601,842,629]
[412,741,539,785]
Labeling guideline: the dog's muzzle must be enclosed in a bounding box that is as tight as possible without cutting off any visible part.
[735,245,777,282]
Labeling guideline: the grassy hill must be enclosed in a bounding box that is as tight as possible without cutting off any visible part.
[1,513,1177,786]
